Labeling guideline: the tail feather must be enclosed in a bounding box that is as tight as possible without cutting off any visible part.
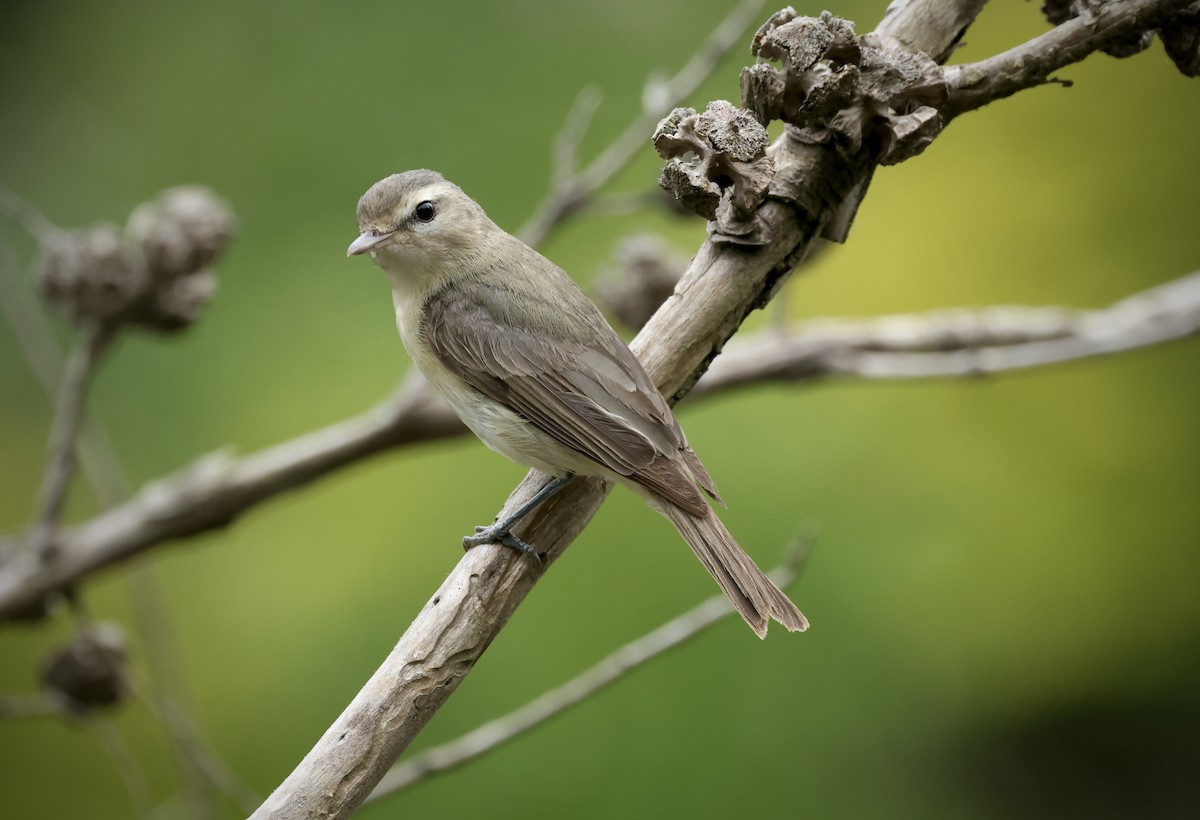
[656,503,809,638]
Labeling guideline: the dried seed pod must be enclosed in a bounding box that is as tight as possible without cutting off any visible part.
[136,268,219,333]
[39,623,128,713]
[755,13,835,74]
[37,223,147,326]
[653,101,775,245]
[742,11,862,131]
[127,186,237,281]
[740,12,946,165]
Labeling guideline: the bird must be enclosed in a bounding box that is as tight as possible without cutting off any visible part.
[348,170,807,637]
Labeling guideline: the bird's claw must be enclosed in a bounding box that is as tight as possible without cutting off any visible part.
[463,524,543,569]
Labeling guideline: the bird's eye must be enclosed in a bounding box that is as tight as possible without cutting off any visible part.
[414,201,436,222]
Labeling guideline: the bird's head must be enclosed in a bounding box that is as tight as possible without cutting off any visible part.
[347,170,493,279]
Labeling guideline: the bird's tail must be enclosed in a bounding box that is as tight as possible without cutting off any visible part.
[655,502,809,638]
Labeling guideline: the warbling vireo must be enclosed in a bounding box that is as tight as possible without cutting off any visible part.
[348,170,807,637]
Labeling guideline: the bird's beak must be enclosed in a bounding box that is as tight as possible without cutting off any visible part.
[347,230,392,257]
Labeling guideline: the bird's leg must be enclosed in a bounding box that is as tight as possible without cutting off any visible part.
[463,473,575,566]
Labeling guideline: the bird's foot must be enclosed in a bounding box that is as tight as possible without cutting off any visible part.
[463,524,543,569]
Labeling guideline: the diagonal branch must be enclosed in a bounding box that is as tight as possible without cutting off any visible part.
[2,0,1190,809]
[250,215,822,818]
[250,2,998,817]
[253,0,1197,810]
[0,0,1188,816]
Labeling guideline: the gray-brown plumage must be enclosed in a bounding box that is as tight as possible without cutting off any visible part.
[349,170,807,637]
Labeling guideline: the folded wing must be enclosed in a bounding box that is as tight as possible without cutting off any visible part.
[423,273,717,516]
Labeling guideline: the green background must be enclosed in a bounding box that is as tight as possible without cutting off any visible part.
[2,1,1198,817]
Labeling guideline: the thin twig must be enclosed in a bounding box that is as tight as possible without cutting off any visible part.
[1,680,159,813]
[942,0,1194,119]
[8,662,177,816]
[0,235,66,397]
[129,588,226,819]
[366,538,811,802]
[549,85,604,208]
[0,236,131,507]
[517,0,769,247]
[90,717,156,817]
[0,182,63,246]
[131,684,262,815]
[30,322,116,562]
[582,190,665,218]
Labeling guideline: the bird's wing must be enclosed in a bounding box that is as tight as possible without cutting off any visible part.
[423,275,713,516]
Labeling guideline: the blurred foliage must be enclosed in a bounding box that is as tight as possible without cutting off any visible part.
[1,0,1199,818]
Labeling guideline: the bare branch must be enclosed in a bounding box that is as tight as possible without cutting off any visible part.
[3,2,1188,617]
[0,372,466,620]
[0,1,1187,817]
[250,474,612,820]
[4,270,1197,621]
[366,540,811,802]
[517,0,770,247]
[943,0,1195,118]
[692,272,1200,397]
